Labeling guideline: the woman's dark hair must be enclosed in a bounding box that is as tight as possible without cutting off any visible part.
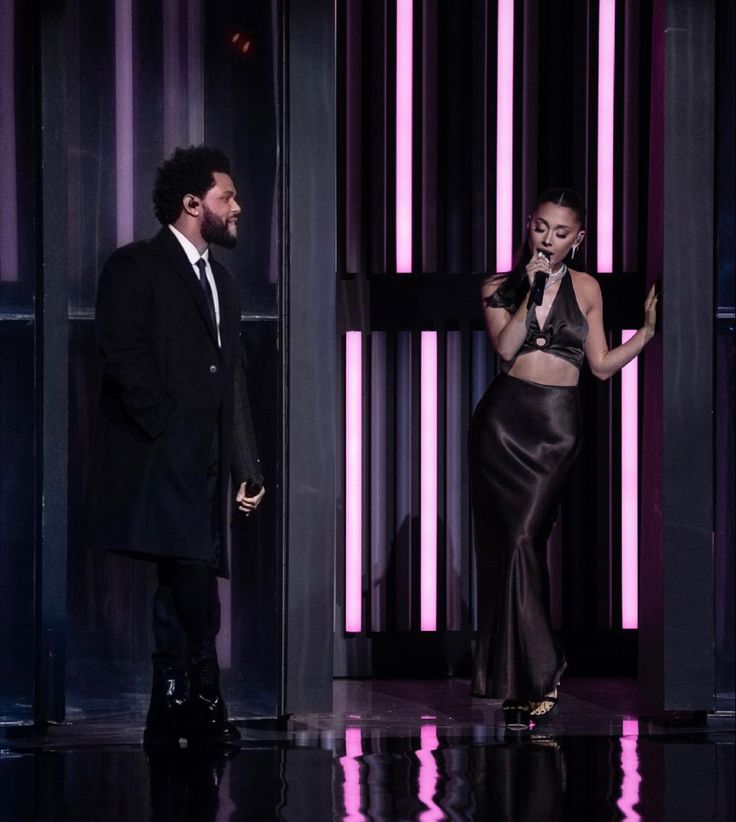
[152,145,232,225]
[534,187,586,227]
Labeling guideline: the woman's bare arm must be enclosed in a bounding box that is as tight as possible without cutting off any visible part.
[481,276,533,361]
[583,279,657,380]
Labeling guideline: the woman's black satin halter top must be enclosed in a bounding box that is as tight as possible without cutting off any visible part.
[485,268,589,368]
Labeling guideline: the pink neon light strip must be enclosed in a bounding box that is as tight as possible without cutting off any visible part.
[115,0,135,245]
[496,0,514,272]
[622,718,638,736]
[621,330,638,629]
[345,332,363,633]
[420,332,437,632]
[396,0,413,272]
[597,0,616,273]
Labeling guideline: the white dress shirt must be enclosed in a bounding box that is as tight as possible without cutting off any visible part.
[168,224,221,346]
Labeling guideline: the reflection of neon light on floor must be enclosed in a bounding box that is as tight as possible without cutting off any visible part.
[621,330,638,629]
[617,719,641,821]
[341,727,365,822]
[597,0,616,273]
[420,332,438,631]
[496,0,514,271]
[345,332,363,632]
[396,0,413,272]
[416,725,443,821]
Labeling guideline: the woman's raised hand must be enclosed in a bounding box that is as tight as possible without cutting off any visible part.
[643,284,658,339]
[525,251,552,284]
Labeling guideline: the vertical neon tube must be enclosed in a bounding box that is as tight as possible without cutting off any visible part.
[0,0,18,282]
[496,0,514,272]
[396,0,413,272]
[420,332,437,631]
[162,0,182,154]
[597,0,616,273]
[115,0,135,245]
[345,332,363,633]
[621,330,638,629]
[187,0,205,144]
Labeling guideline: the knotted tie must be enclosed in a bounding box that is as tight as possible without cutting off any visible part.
[195,257,217,332]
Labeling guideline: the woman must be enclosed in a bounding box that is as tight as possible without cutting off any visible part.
[469,188,657,729]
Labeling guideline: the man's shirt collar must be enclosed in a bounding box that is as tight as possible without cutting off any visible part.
[168,224,210,266]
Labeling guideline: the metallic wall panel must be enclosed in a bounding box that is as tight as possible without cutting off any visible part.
[640,0,716,711]
[371,333,390,631]
[394,331,415,630]
[285,0,337,714]
[714,0,736,712]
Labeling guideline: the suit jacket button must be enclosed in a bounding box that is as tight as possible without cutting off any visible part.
[209,365,218,374]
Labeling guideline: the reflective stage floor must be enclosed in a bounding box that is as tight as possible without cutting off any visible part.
[1,678,734,821]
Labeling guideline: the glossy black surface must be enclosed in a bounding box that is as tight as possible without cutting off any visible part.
[2,679,733,821]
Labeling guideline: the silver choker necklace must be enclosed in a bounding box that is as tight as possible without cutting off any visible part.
[545,264,567,287]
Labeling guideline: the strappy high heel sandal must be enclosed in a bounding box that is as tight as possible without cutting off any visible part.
[529,689,559,723]
[502,699,531,730]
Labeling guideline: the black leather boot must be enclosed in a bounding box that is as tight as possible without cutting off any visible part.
[189,640,241,744]
[144,664,194,747]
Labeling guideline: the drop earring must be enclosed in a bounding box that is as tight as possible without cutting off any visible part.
[571,245,577,260]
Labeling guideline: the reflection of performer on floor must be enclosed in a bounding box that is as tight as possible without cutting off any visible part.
[84,146,265,746]
[469,188,657,729]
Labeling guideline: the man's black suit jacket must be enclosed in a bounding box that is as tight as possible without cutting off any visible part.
[84,227,260,578]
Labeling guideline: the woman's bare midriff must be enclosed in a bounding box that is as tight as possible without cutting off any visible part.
[507,350,580,386]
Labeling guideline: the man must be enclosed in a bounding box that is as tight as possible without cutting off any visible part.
[85,145,265,746]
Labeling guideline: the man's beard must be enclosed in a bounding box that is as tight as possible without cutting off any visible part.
[201,205,237,249]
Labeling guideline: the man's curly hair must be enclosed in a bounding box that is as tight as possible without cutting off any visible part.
[152,145,232,225]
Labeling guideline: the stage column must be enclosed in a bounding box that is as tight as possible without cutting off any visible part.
[284,0,337,714]
[34,0,70,725]
[640,0,715,711]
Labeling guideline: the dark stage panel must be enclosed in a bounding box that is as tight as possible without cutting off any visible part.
[0,325,35,724]
[2,679,733,821]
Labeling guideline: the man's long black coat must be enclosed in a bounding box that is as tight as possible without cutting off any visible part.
[84,227,260,578]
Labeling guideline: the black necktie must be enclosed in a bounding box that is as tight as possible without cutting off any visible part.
[195,257,217,332]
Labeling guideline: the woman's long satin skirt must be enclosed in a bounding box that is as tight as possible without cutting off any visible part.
[469,373,581,700]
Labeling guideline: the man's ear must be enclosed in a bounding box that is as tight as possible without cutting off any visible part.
[183,195,200,216]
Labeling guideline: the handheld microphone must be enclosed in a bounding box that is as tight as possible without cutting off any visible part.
[244,474,264,496]
[528,251,550,307]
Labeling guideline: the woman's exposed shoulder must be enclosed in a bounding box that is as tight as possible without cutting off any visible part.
[569,269,601,293]
[481,273,508,295]
[569,268,596,285]
[568,269,601,314]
